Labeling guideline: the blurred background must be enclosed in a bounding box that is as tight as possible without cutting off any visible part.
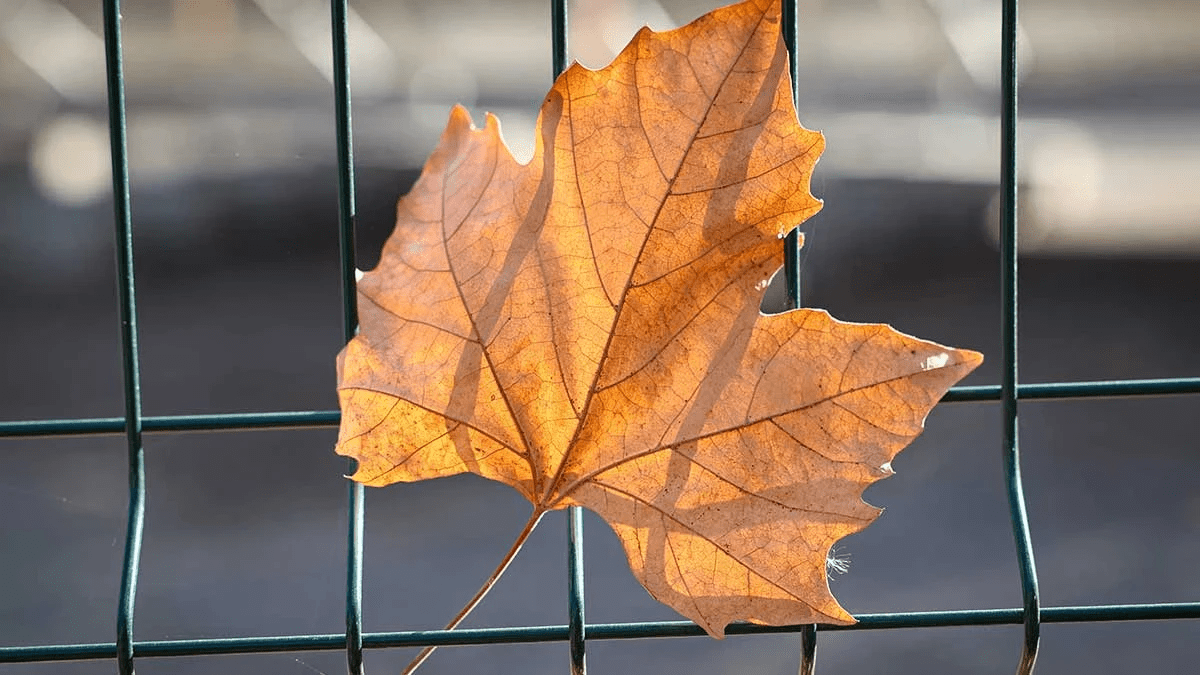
[1,0,1198,673]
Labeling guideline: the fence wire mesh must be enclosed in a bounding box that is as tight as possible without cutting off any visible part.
[2,0,1199,673]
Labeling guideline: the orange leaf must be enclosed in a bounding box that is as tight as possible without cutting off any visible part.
[336,0,981,636]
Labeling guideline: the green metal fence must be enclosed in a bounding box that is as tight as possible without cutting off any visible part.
[2,1,1200,674]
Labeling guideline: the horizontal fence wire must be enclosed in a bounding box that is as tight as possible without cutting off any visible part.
[4,603,1200,664]
[3,378,1198,438]
[3,0,1198,672]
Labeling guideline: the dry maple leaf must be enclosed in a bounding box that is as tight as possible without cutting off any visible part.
[336,0,981,638]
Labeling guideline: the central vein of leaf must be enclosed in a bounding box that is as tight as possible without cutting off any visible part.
[538,11,772,507]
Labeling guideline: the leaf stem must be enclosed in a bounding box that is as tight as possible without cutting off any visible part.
[401,508,546,675]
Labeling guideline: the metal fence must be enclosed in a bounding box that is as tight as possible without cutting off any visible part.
[2,0,1200,674]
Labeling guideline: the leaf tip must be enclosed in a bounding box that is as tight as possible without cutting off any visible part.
[448,102,472,122]
[961,348,985,368]
[442,103,485,142]
[918,347,984,375]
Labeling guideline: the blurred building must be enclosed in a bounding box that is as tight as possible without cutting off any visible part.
[3,0,1200,274]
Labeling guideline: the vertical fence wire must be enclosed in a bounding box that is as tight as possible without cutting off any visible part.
[795,625,817,675]
[779,1,818,671]
[567,507,587,675]
[551,3,586,673]
[329,1,365,673]
[999,0,1041,673]
[552,0,568,84]
[780,0,803,311]
[101,2,146,674]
